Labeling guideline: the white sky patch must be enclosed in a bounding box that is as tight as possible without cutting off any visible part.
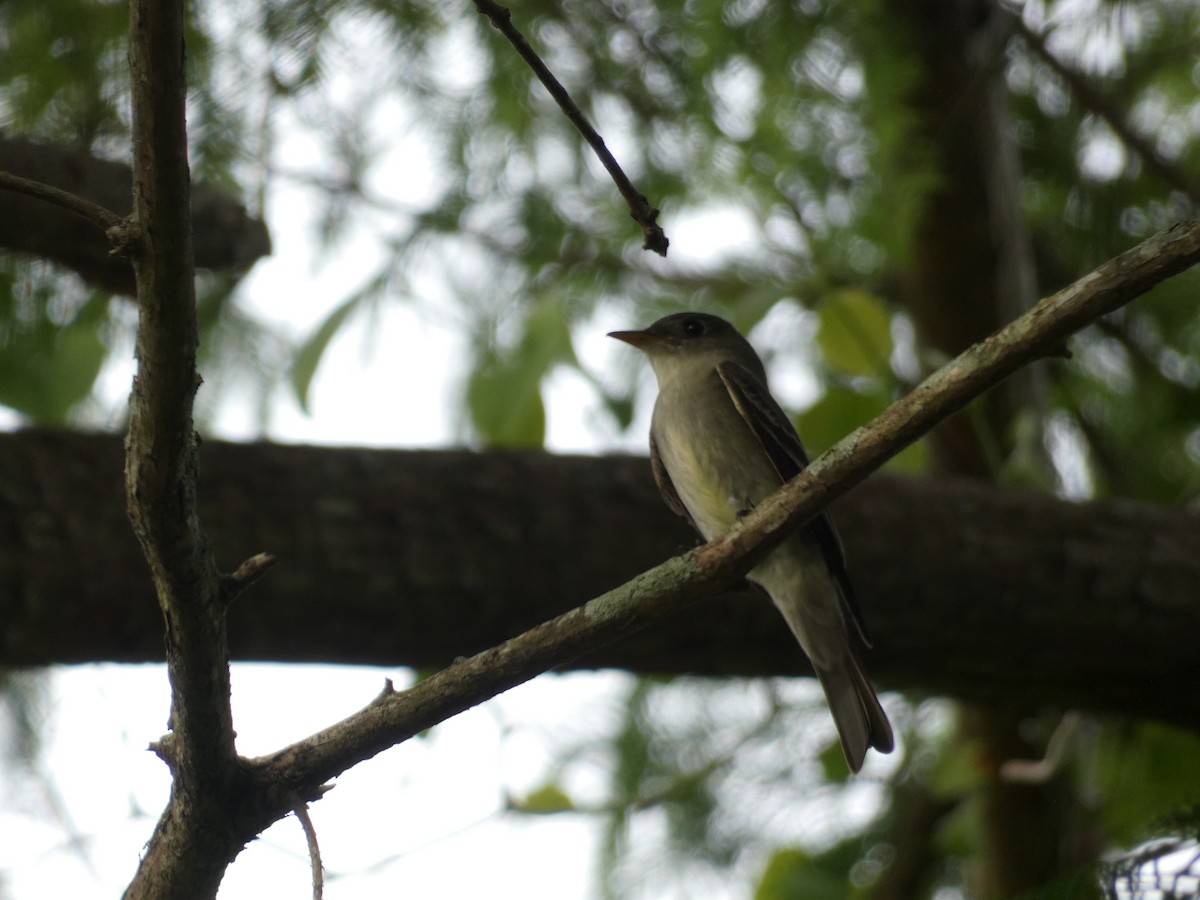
[710,55,763,142]
[1046,411,1095,500]
[1078,121,1128,181]
[662,205,763,270]
[749,302,823,413]
[5,665,622,898]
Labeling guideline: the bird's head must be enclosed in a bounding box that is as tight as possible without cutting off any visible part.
[609,312,759,384]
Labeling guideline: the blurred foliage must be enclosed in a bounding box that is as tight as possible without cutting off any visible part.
[2,0,1200,896]
[0,261,107,422]
[756,846,855,900]
[2,0,1198,496]
[466,294,578,445]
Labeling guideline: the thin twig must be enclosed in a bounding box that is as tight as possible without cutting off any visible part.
[1005,8,1200,206]
[293,802,325,900]
[998,712,1082,783]
[472,0,669,255]
[0,169,133,247]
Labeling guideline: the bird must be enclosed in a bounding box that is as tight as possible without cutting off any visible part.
[609,311,893,772]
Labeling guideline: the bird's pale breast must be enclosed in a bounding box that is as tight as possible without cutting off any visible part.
[651,371,783,542]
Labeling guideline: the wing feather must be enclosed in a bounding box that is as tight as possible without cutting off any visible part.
[650,433,698,531]
[716,361,873,647]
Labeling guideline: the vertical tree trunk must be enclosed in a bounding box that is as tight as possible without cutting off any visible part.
[875,0,1096,894]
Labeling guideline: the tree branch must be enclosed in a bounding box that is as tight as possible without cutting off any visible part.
[716,223,1200,569]
[4,432,1198,724]
[239,219,1200,815]
[293,803,324,900]
[472,0,669,255]
[122,0,241,896]
[0,169,127,234]
[0,136,271,294]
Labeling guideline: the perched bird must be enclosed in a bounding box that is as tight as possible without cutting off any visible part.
[609,312,893,772]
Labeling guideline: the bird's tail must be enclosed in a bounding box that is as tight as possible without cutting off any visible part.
[815,652,894,774]
[749,554,893,772]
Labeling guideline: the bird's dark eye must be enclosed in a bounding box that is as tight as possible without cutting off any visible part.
[682,318,706,337]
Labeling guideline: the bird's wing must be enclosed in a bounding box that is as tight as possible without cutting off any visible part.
[716,360,872,647]
[650,432,698,531]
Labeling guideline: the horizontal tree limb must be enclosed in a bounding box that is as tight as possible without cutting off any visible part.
[3,430,1197,725]
[0,136,270,294]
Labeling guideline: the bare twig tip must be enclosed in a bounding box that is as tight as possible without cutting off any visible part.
[644,227,670,256]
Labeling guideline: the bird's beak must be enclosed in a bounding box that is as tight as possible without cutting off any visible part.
[608,328,663,348]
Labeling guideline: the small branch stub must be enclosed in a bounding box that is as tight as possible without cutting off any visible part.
[106,217,140,258]
[222,552,278,603]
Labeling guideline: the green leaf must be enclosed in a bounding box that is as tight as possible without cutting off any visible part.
[818,737,852,784]
[520,296,578,372]
[934,794,984,860]
[512,783,575,814]
[816,289,894,377]
[755,846,853,900]
[0,295,109,424]
[797,384,927,474]
[602,392,635,430]
[466,298,577,448]
[466,353,547,447]
[1095,723,1200,845]
[290,295,362,413]
[927,736,985,800]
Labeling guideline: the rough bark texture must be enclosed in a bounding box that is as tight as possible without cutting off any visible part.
[122,1,242,896]
[4,430,1199,726]
[0,135,270,293]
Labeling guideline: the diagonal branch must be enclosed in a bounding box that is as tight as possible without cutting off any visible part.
[715,219,1200,563]
[247,219,1200,798]
[1006,9,1200,206]
[473,0,669,255]
[0,169,133,251]
[0,136,271,294]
